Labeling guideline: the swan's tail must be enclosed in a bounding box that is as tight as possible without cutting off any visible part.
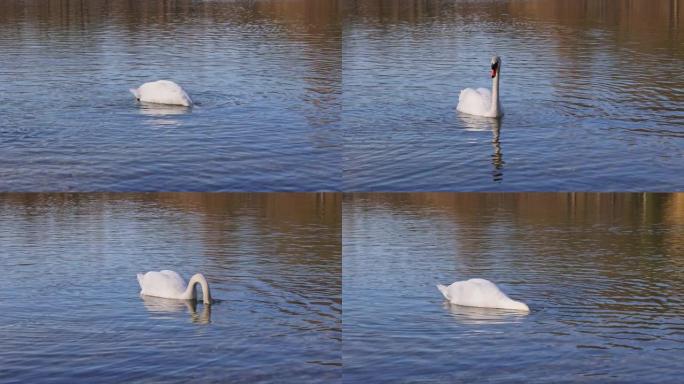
[136,273,144,289]
[129,88,140,100]
[436,284,450,300]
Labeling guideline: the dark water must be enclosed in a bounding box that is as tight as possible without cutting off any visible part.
[342,0,684,191]
[343,193,684,382]
[0,1,341,191]
[0,193,341,383]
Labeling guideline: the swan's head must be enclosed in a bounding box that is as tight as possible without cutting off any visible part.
[490,56,501,78]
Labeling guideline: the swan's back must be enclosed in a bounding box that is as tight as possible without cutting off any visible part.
[457,88,492,117]
[131,80,192,107]
[138,270,187,299]
[437,278,528,311]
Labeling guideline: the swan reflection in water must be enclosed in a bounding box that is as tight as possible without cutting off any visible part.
[138,103,191,127]
[141,296,211,324]
[459,114,504,182]
[442,302,527,326]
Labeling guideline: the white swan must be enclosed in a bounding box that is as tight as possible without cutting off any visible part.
[130,80,193,107]
[457,56,503,118]
[436,278,528,311]
[137,270,212,304]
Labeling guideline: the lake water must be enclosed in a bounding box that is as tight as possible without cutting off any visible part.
[0,193,341,383]
[2,1,682,192]
[342,0,684,191]
[0,0,341,191]
[343,193,684,382]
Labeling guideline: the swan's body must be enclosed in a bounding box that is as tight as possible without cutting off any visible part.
[137,270,211,304]
[436,278,528,311]
[130,80,192,107]
[457,56,503,118]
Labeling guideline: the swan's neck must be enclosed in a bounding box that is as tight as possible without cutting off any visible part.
[490,72,500,117]
[184,273,212,305]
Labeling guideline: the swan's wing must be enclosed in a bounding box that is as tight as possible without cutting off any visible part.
[457,87,491,116]
[159,270,187,290]
[163,83,193,106]
[443,281,466,305]
[156,81,188,100]
[139,270,187,298]
[140,81,192,106]
[159,270,183,279]
[475,88,492,106]
[468,278,495,286]
[468,278,510,303]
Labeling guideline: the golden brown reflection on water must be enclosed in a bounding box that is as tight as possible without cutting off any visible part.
[345,0,682,52]
[0,193,341,382]
[0,0,341,29]
[347,192,684,231]
[347,192,684,289]
[349,192,681,217]
[0,192,339,221]
[344,193,684,382]
[509,0,682,36]
[0,193,341,268]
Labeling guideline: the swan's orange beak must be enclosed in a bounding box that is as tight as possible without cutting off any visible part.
[490,69,497,78]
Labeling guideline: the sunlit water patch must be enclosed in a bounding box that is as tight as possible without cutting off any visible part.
[0,193,341,383]
[0,0,341,191]
[343,193,684,383]
[342,0,684,190]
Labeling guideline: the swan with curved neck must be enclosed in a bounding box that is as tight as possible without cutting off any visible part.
[137,270,212,305]
[456,56,503,118]
[437,278,528,311]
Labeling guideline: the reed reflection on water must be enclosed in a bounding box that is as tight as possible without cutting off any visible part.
[343,193,684,383]
[342,0,684,191]
[0,193,341,383]
[0,0,341,191]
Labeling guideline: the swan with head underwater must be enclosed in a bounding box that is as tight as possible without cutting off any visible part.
[130,80,193,107]
[437,278,529,312]
[457,56,503,118]
[137,270,211,305]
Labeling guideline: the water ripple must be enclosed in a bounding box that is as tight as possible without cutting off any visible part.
[0,193,341,383]
[343,193,684,382]
[342,0,684,191]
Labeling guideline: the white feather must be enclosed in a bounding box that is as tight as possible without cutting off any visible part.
[436,278,529,311]
[130,80,192,107]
